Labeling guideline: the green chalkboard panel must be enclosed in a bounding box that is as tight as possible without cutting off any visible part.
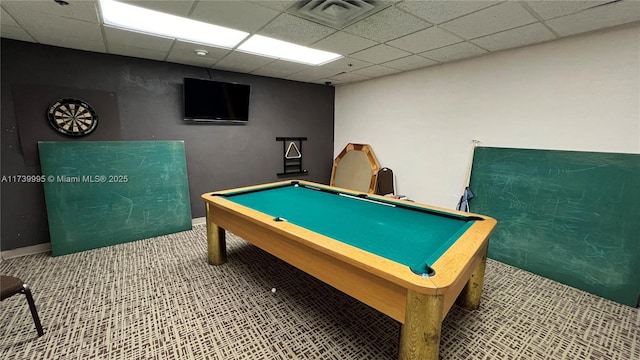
[39,141,192,256]
[470,147,640,307]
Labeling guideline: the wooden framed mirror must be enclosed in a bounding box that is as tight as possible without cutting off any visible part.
[330,143,381,193]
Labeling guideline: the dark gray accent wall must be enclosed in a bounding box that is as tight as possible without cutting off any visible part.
[1,39,335,251]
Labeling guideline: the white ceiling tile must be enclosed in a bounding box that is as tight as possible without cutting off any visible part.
[383,55,438,71]
[322,56,373,72]
[312,31,378,55]
[166,55,216,69]
[166,40,231,67]
[343,6,430,42]
[286,74,332,84]
[191,0,280,33]
[1,6,20,26]
[1,0,100,23]
[441,2,538,39]
[350,65,400,77]
[524,0,610,20]
[387,26,464,53]
[1,24,36,43]
[5,9,48,29]
[108,45,168,61]
[285,65,346,82]
[250,67,293,78]
[420,42,488,63]
[284,72,323,82]
[1,5,28,42]
[259,13,336,45]
[350,44,411,63]
[397,0,500,25]
[546,1,640,37]
[313,78,340,85]
[327,71,371,83]
[120,0,195,17]
[255,0,298,12]
[40,36,106,53]
[251,60,311,78]
[471,23,557,52]
[22,15,103,45]
[214,51,275,73]
[104,27,174,52]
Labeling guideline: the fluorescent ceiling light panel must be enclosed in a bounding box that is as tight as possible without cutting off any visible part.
[238,35,342,66]
[99,0,248,49]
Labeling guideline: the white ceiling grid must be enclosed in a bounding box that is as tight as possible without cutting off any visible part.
[0,0,638,85]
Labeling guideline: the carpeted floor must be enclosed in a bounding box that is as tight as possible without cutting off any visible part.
[1,224,638,359]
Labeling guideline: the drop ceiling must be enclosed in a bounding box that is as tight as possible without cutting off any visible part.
[1,0,639,85]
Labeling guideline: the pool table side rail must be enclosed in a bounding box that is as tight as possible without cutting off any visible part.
[202,180,496,294]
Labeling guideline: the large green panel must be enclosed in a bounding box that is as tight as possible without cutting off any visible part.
[39,141,192,256]
[470,147,640,307]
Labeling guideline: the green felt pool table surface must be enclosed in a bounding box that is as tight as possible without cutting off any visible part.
[222,182,477,275]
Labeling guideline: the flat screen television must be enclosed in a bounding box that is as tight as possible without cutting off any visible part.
[183,78,251,123]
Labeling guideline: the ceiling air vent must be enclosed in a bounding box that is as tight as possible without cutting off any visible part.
[292,0,390,29]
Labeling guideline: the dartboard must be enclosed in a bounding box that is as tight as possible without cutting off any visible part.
[47,98,98,136]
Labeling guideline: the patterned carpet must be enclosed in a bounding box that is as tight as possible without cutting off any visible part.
[1,224,638,359]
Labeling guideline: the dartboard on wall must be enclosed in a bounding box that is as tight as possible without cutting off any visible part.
[47,98,98,136]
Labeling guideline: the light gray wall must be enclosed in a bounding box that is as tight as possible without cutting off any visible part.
[1,39,335,251]
[335,24,640,209]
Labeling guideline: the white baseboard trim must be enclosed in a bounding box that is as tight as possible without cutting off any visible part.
[191,217,206,225]
[1,243,52,260]
[1,218,208,261]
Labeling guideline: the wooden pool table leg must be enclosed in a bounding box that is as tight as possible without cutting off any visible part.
[398,291,444,360]
[456,247,488,310]
[206,203,227,265]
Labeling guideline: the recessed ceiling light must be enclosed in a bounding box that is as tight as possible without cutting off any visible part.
[99,0,249,49]
[238,35,342,66]
[194,49,208,56]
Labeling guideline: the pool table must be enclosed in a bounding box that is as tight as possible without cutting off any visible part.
[202,180,496,360]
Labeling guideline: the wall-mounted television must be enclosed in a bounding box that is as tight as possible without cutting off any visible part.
[183,78,251,123]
